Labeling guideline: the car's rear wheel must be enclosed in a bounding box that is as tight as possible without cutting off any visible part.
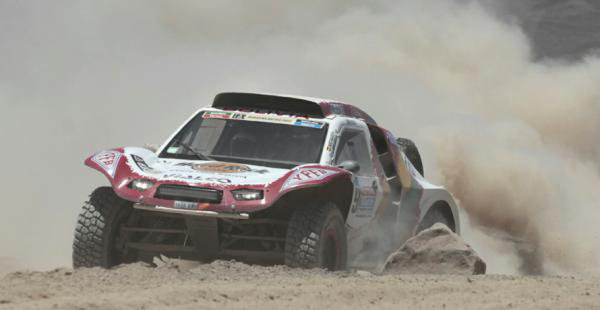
[72,187,133,268]
[416,207,453,233]
[284,203,347,271]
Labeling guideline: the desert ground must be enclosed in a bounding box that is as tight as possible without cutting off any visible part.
[1,260,599,310]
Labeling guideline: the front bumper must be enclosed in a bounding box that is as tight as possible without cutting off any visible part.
[133,203,250,220]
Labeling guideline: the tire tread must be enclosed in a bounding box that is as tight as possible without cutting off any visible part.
[72,187,130,268]
[284,203,343,268]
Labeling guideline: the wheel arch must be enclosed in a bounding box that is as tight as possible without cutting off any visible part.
[269,175,355,220]
[424,201,456,232]
[419,189,461,234]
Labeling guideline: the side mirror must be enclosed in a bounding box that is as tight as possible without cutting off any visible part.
[337,160,360,173]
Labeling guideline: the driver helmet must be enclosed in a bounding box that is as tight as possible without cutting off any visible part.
[230,131,257,157]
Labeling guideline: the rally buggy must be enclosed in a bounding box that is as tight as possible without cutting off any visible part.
[73,92,459,271]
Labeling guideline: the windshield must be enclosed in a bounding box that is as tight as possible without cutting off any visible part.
[159,111,329,169]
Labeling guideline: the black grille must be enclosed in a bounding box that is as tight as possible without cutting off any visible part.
[155,185,222,203]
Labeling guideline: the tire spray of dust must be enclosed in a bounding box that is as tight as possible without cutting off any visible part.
[412,3,600,274]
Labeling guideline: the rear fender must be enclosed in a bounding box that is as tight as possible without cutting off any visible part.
[418,189,461,234]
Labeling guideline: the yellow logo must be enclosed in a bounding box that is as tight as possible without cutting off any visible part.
[192,163,252,173]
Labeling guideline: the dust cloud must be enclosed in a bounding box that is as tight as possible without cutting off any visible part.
[1,0,599,275]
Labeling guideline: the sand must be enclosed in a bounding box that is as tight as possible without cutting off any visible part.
[1,260,598,310]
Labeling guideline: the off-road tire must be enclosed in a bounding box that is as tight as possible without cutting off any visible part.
[72,187,132,268]
[285,203,347,270]
[417,208,453,233]
[396,138,424,176]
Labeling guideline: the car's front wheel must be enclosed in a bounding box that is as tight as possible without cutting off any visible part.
[284,203,347,271]
[72,187,133,268]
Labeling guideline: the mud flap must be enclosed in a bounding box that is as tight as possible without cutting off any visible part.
[184,217,220,260]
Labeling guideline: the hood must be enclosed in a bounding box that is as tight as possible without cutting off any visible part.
[123,147,290,187]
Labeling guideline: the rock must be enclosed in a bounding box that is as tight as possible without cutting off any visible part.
[355,270,373,277]
[383,223,486,275]
[153,255,201,271]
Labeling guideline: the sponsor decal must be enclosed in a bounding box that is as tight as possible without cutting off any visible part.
[326,128,341,155]
[176,162,269,174]
[361,178,379,217]
[203,111,233,119]
[194,162,252,173]
[231,113,246,120]
[350,179,377,218]
[353,190,377,218]
[281,168,337,190]
[167,146,180,153]
[208,110,325,129]
[330,103,344,115]
[92,151,121,177]
[161,173,232,184]
[294,119,324,129]
[131,154,153,172]
[238,113,296,125]
[231,108,310,118]
[350,187,360,214]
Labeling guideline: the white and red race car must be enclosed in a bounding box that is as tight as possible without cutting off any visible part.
[74,92,460,271]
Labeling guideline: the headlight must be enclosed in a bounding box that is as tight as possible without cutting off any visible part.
[232,189,263,201]
[130,179,155,192]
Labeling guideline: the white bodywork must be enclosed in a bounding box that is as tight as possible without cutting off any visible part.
[147,104,460,269]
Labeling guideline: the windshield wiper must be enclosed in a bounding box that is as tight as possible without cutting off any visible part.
[175,141,212,161]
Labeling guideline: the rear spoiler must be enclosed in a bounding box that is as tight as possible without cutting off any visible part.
[213,92,325,118]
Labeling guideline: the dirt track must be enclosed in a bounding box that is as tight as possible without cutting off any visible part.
[1,261,599,310]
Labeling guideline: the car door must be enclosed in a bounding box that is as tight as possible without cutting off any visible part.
[333,127,383,227]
